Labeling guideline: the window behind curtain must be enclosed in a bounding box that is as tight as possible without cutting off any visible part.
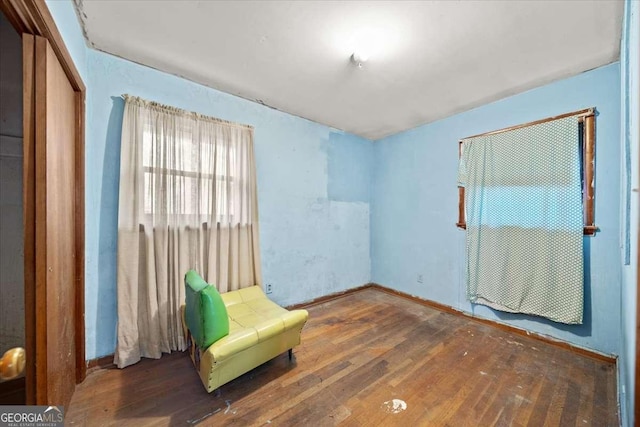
[142,126,236,222]
[456,109,595,324]
[116,95,262,368]
[457,108,596,235]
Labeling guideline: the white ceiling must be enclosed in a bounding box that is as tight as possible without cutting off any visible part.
[74,1,623,140]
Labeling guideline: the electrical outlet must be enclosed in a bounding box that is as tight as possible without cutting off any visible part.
[417,274,424,283]
[265,283,273,294]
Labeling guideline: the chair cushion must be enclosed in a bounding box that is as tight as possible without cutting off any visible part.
[184,270,229,349]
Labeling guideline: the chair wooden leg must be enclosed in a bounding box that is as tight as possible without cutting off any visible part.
[288,349,293,361]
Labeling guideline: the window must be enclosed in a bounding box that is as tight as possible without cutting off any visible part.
[456,108,596,235]
[142,127,236,223]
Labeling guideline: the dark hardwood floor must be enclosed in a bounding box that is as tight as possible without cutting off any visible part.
[65,288,618,426]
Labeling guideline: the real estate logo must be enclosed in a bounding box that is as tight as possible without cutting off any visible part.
[0,406,64,427]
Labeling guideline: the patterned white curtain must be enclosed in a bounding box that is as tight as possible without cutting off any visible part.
[115,95,262,368]
[458,115,584,324]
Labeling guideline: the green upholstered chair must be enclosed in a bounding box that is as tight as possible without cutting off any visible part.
[182,270,309,392]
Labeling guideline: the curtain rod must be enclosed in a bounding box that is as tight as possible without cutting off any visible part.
[460,107,595,142]
[121,94,254,130]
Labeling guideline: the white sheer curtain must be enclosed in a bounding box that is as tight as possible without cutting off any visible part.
[115,95,262,368]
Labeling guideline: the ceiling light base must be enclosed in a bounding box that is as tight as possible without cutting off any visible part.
[350,53,367,69]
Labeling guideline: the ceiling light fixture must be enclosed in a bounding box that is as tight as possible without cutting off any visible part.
[351,51,368,69]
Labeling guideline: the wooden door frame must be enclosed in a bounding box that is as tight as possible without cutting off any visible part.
[0,0,86,402]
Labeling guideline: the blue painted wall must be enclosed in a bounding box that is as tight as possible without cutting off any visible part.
[48,0,372,360]
[82,50,372,359]
[372,63,622,355]
[619,0,639,425]
[328,132,372,203]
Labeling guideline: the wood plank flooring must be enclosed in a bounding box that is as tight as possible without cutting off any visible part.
[65,289,618,426]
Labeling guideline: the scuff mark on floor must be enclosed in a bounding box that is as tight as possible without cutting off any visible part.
[224,400,237,415]
[382,399,407,414]
[514,394,532,404]
[187,408,221,424]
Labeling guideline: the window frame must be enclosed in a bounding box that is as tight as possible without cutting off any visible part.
[456,107,597,236]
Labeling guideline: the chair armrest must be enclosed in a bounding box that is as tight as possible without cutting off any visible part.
[207,328,259,362]
[282,309,309,330]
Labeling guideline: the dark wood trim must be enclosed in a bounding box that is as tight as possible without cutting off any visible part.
[457,180,465,228]
[86,284,616,377]
[461,108,594,140]
[0,0,85,91]
[86,355,116,372]
[583,225,598,235]
[287,283,615,364]
[456,108,598,235]
[286,284,374,310]
[457,222,597,235]
[33,35,48,404]
[75,91,86,383]
[584,114,596,233]
[369,284,462,316]
[22,32,36,406]
[457,141,464,228]
[368,283,616,364]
